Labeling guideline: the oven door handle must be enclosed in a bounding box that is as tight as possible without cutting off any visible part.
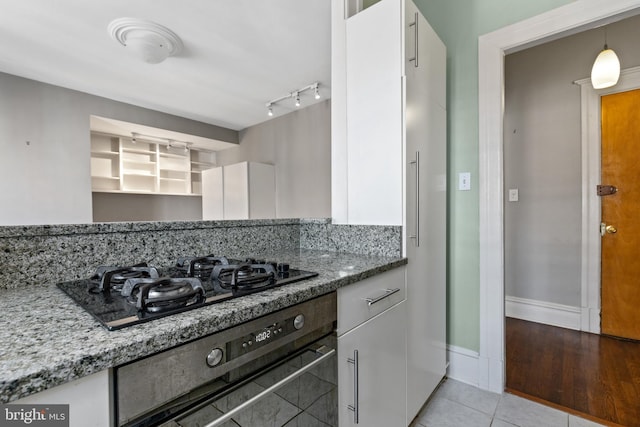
[202,345,336,427]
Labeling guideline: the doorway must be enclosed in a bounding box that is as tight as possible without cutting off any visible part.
[503,50,640,420]
[578,69,640,339]
[478,1,640,393]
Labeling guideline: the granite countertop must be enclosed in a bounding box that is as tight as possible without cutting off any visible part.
[0,249,406,403]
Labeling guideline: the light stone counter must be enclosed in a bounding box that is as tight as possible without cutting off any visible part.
[0,249,406,403]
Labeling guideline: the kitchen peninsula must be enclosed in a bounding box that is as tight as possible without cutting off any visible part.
[0,218,405,425]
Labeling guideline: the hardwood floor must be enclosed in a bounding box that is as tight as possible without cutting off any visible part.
[506,317,640,427]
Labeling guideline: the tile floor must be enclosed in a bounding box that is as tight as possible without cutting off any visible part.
[410,379,606,427]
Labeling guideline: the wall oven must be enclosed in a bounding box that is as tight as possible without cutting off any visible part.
[114,292,337,427]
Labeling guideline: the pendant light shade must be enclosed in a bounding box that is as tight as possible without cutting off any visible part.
[591,45,620,89]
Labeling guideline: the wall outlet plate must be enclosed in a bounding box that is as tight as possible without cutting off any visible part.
[508,188,519,202]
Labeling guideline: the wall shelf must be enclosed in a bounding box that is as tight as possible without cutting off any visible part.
[90,132,217,196]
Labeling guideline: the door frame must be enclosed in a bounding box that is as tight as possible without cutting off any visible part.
[478,0,640,393]
[575,66,640,335]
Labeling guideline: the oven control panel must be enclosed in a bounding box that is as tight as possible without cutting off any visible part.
[225,313,303,359]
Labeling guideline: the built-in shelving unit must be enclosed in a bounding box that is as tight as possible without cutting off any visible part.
[90,132,215,196]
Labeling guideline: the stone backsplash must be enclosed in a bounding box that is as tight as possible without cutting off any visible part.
[0,218,402,289]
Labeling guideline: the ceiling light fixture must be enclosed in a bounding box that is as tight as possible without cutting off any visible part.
[591,29,620,89]
[108,18,184,64]
[265,82,321,117]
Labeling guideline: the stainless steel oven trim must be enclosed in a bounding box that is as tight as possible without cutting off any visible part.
[115,292,337,426]
[201,344,335,427]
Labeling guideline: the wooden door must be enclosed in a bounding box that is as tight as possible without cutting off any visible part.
[600,89,640,340]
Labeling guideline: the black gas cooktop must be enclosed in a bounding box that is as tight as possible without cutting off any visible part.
[56,256,318,330]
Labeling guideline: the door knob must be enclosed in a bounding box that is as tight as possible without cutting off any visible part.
[600,222,617,236]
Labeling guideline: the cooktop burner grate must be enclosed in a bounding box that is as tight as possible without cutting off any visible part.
[57,256,318,330]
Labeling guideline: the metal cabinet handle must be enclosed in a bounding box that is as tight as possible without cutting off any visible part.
[203,346,335,427]
[409,151,420,247]
[347,350,359,424]
[408,12,418,67]
[364,288,400,306]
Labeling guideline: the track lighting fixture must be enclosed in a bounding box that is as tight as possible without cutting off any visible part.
[265,82,321,116]
[129,132,192,152]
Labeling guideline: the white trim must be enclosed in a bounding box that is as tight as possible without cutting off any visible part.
[446,344,480,387]
[576,65,640,334]
[505,296,581,331]
[478,0,640,394]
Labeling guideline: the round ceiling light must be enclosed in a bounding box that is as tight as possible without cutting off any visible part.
[108,18,183,64]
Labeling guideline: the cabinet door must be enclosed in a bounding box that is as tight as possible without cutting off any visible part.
[13,371,111,427]
[345,0,403,225]
[338,301,406,427]
[404,0,448,420]
[201,167,224,220]
[223,162,250,219]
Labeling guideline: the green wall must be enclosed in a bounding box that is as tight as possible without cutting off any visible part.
[413,0,573,351]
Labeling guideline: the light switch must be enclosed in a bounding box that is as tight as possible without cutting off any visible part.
[458,172,471,191]
[508,188,519,202]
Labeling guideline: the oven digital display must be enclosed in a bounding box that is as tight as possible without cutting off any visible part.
[251,323,282,346]
[255,329,272,343]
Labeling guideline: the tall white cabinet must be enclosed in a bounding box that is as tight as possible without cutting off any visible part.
[201,161,276,220]
[332,0,447,423]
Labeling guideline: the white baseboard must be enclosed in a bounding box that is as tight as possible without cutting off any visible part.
[505,296,581,331]
[446,345,480,387]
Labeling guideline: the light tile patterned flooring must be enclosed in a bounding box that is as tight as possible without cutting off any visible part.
[409,379,606,427]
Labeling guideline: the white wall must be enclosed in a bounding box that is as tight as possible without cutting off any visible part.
[0,73,237,226]
[504,14,640,307]
[216,100,332,219]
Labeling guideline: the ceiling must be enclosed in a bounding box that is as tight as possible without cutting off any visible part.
[0,0,331,136]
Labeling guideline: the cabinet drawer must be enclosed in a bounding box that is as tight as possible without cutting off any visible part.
[337,266,406,335]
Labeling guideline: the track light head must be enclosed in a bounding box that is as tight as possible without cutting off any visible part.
[294,92,301,107]
[314,84,320,100]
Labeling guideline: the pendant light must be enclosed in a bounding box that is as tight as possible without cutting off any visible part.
[591,29,620,89]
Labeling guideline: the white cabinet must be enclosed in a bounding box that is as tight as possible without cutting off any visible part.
[201,161,276,220]
[90,133,215,196]
[12,370,111,427]
[332,0,447,422]
[337,267,407,427]
[345,0,404,225]
[403,0,447,421]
